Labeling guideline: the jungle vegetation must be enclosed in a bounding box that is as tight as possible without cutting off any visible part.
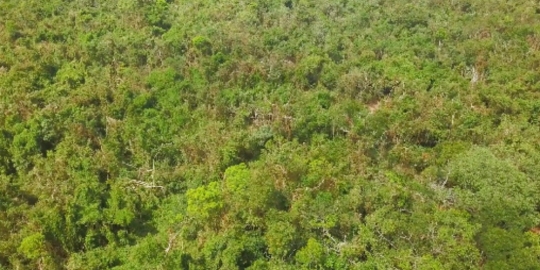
[1,0,540,269]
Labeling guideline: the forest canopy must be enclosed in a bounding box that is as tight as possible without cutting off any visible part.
[1,0,540,269]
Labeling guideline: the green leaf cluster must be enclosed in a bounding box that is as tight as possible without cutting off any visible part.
[1,0,539,269]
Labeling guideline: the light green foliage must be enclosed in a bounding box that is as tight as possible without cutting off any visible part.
[192,36,212,55]
[0,131,13,175]
[303,158,332,187]
[265,220,296,259]
[186,181,224,221]
[447,147,540,268]
[1,0,540,268]
[296,55,325,88]
[146,0,171,34]
[478,227,540,270]
[18,233,45,260]
[55,62,86,87]
[105,186,136,226]
[224,163,250,195]
[448,147,539,230]
[296,238,324,268]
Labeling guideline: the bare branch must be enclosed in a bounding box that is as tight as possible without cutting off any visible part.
[129,179,164,189]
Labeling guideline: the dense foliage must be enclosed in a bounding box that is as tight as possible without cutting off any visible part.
[1,0,540,269]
